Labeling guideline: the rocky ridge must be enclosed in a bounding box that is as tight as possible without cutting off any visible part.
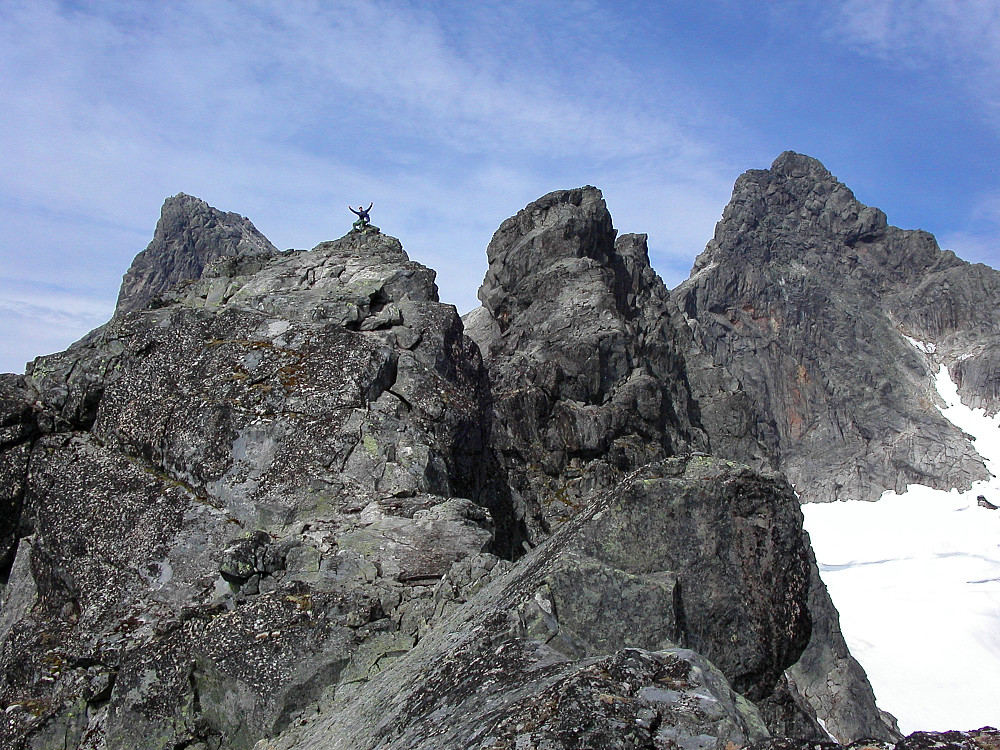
[0,216,505,749]
[1,156,996,749]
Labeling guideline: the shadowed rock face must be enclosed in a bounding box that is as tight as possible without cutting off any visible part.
[670,152,1000,743]
[0,375,36,577]
[673,151,995,504]
[465,187,709,542]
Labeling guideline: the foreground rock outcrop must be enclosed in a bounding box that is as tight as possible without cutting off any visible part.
[262,457,811,750]
[1,156,995,749]
[0,216,503,748]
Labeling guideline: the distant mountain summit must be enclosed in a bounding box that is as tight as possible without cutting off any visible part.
[674,151,999,503]
[0,155,995,749]
[116,193,278,314]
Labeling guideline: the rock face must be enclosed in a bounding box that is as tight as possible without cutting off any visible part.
[261,457,811,750]
[465,187,709,542]
[673,152,997,504]
[463,184,890,743]
[0,210,502,749]
[670,152,1000,743]
[782,542,900,743]
[1,163,991,749]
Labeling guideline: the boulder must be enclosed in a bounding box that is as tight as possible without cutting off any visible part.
[261,456,812,750]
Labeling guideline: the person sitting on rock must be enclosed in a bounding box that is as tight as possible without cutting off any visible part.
[350,203,373,232]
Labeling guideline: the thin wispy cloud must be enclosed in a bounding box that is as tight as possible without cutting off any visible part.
[0,282,112,372]
[0,0,741,373]
[1,1,998,373]
[0,0,730,232]
[830,1,1000,116]
[939,190,1000,267]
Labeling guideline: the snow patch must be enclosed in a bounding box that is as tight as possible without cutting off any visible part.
[902,333,937,354]
[802,358,1000,734]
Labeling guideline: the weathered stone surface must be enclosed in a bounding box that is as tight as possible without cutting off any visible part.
[0,375,36,579]
[465,187,708,542]
[273,645,769,750]
[116,193,278,314]
[461,183,881,743]
[754,672,827,742]
[672,151,992,504]
[667,302,778,472]
[261,457,810,749]
[748,727,1000,750]
[670,151,1000,742]
[5,175,988,749]
[0,199,501,750]
[895,727,1000,750]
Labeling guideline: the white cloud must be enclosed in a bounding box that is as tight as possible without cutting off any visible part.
[0,285,112,373]
[830,0,1000,119]
[833,0,1000,57]
[0,0,740,365]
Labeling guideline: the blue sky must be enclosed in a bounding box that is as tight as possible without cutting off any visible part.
[2,0,999,373]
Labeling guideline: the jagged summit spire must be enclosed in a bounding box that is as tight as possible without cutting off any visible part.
[769,150,833,178]
[675,150,991,507]
[465,185,708,542]
[693,152,890,276]
[115,193,278,314]
[478,186,614,319]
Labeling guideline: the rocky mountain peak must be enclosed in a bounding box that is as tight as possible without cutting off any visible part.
[694,151,889,275]
[115,193,278,313]
[4,162,994,749]
[478,186,615,330]
[675,153,992,505]
[465,189,708,542]
[769,150,833,179]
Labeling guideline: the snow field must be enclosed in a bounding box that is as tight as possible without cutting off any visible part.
[801,364,1000,734]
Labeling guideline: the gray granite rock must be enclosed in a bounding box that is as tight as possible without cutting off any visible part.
[671,151,1000,743]
[783,540,900,743]
[260,457,810,750]
[749,726,1000,750]
[116,193,278,314]
[0,375,36,578]
[0,201,500,750]
[672,151,991,505]
[4,175,988,750]
[465,187,708,542]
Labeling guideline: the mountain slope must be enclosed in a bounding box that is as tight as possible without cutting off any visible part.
[673,151,997,504]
